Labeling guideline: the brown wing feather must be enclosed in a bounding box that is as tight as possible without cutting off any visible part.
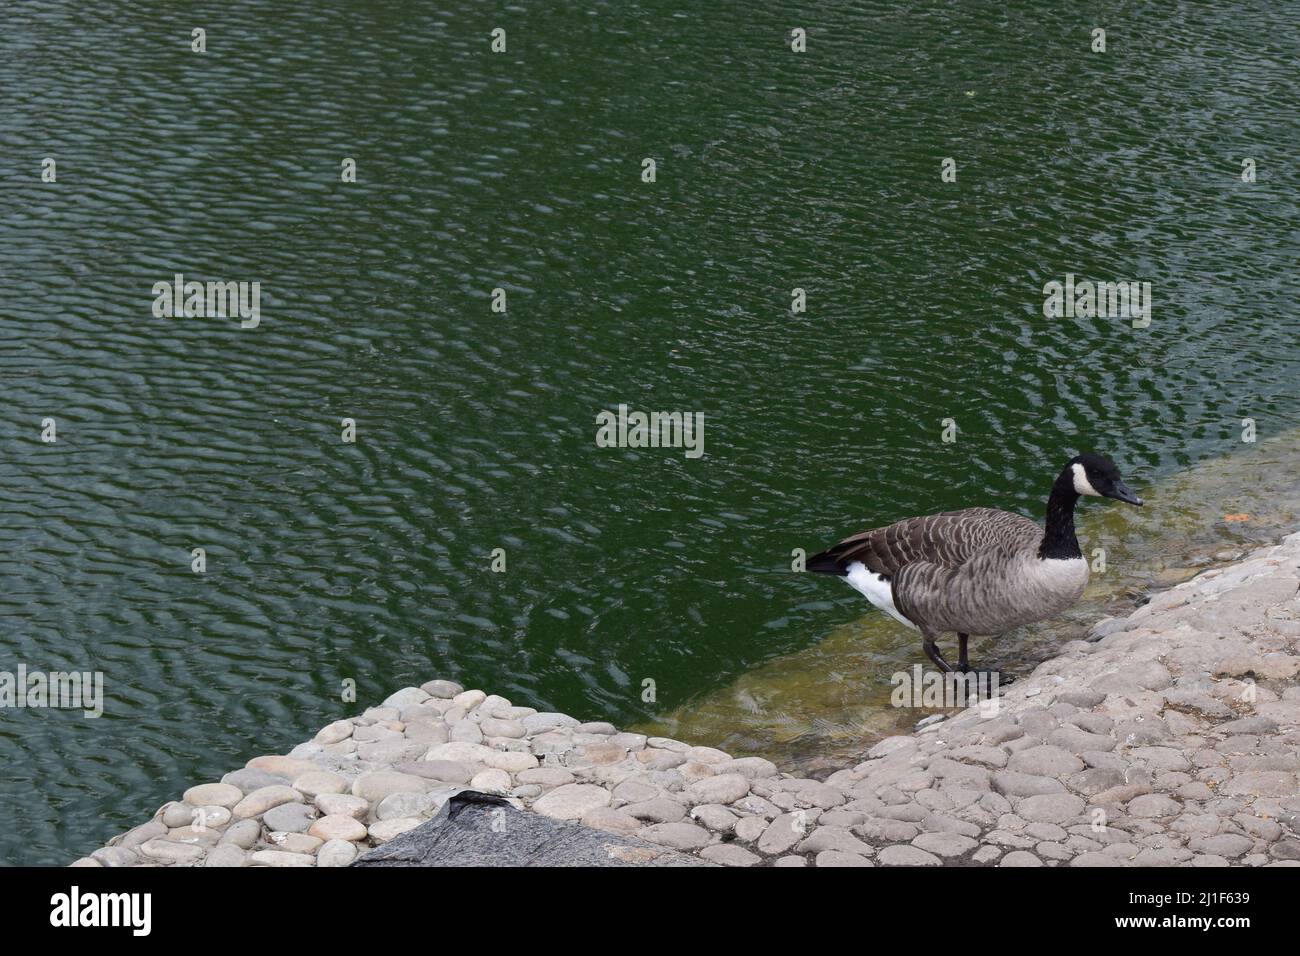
[809,508,1041,576]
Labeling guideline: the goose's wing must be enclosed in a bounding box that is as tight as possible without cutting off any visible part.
[807,508,1041,576]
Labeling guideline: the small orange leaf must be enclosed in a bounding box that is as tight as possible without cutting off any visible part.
[1223,513,1250,522]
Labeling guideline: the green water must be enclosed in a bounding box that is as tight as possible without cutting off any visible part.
[1,1,1297,865]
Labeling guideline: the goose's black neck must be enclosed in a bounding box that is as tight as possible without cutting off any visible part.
[1039,467,1082,560]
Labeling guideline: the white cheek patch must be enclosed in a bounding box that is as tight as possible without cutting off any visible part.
[1071,462,1101,496]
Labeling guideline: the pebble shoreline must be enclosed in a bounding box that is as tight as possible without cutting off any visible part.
[75,533,1300,868]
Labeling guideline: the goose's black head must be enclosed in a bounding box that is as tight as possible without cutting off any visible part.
[1067,453,1143,506]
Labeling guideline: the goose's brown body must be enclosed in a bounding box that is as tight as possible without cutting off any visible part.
[810,507,1087,636]
[807,454,1142,672]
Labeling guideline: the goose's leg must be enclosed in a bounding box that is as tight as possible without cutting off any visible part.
[953,633,992,703]
[922,632,954,673]
[956,634,1009,693]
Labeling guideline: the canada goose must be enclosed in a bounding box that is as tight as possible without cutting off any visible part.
[807,454,1143,674]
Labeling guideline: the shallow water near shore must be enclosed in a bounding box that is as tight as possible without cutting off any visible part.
[639,433,1300,774]
[2,1,1298,865]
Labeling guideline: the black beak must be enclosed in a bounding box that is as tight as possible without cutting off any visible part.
[1108,480,1143,506]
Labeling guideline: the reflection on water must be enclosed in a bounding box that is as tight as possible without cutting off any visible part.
[638,434,1300,774]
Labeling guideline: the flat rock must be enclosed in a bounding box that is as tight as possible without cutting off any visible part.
[183,783,243,808]
[1223,771,1296,797]
[249,850,315,867]
[700,844,763,867]
[232,785,302,820]
[219,819,261,849]
[204,845,247,868]
[797,826,874,856]
[309,814,369,842]
[1007,745,1084,777]
[292,771,348,798]
[992,771,1066,797]
[424,742,494,764]
[638,822,711,850]
[483,751,539,772]
[353,771,433,803]
[722,757,779,779]
[480,717,527,739]
[315,719,355,744]
[262,802,316,833]
[684,774,751,806]
[396,760,475,784]
[522,712,580,735]
[315,793,370,818]
[877,845,942,867]
[470,769,511,793]
[690,804,739,832]
[375,790,441,821]
[382,687,431,709]
[267,832,322,854]
[137,839,205,864]
[1127,794,1182,818]
[913,832,979,857]
[369,817,423,844]
[221,768,291,794]
[757,812,808,855]
[246,756,322,779]
[519,767,576,787]
[622,797,686,824]
[420,680,463,699]
[1000,850,1045,867]
[1188,834,1253,858]
[1017,793,1084,824]
[533,784,613,821]
[91,846,139,868]
[317,839,359,867]
[734,816,769,843]
[581,807,641,835]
